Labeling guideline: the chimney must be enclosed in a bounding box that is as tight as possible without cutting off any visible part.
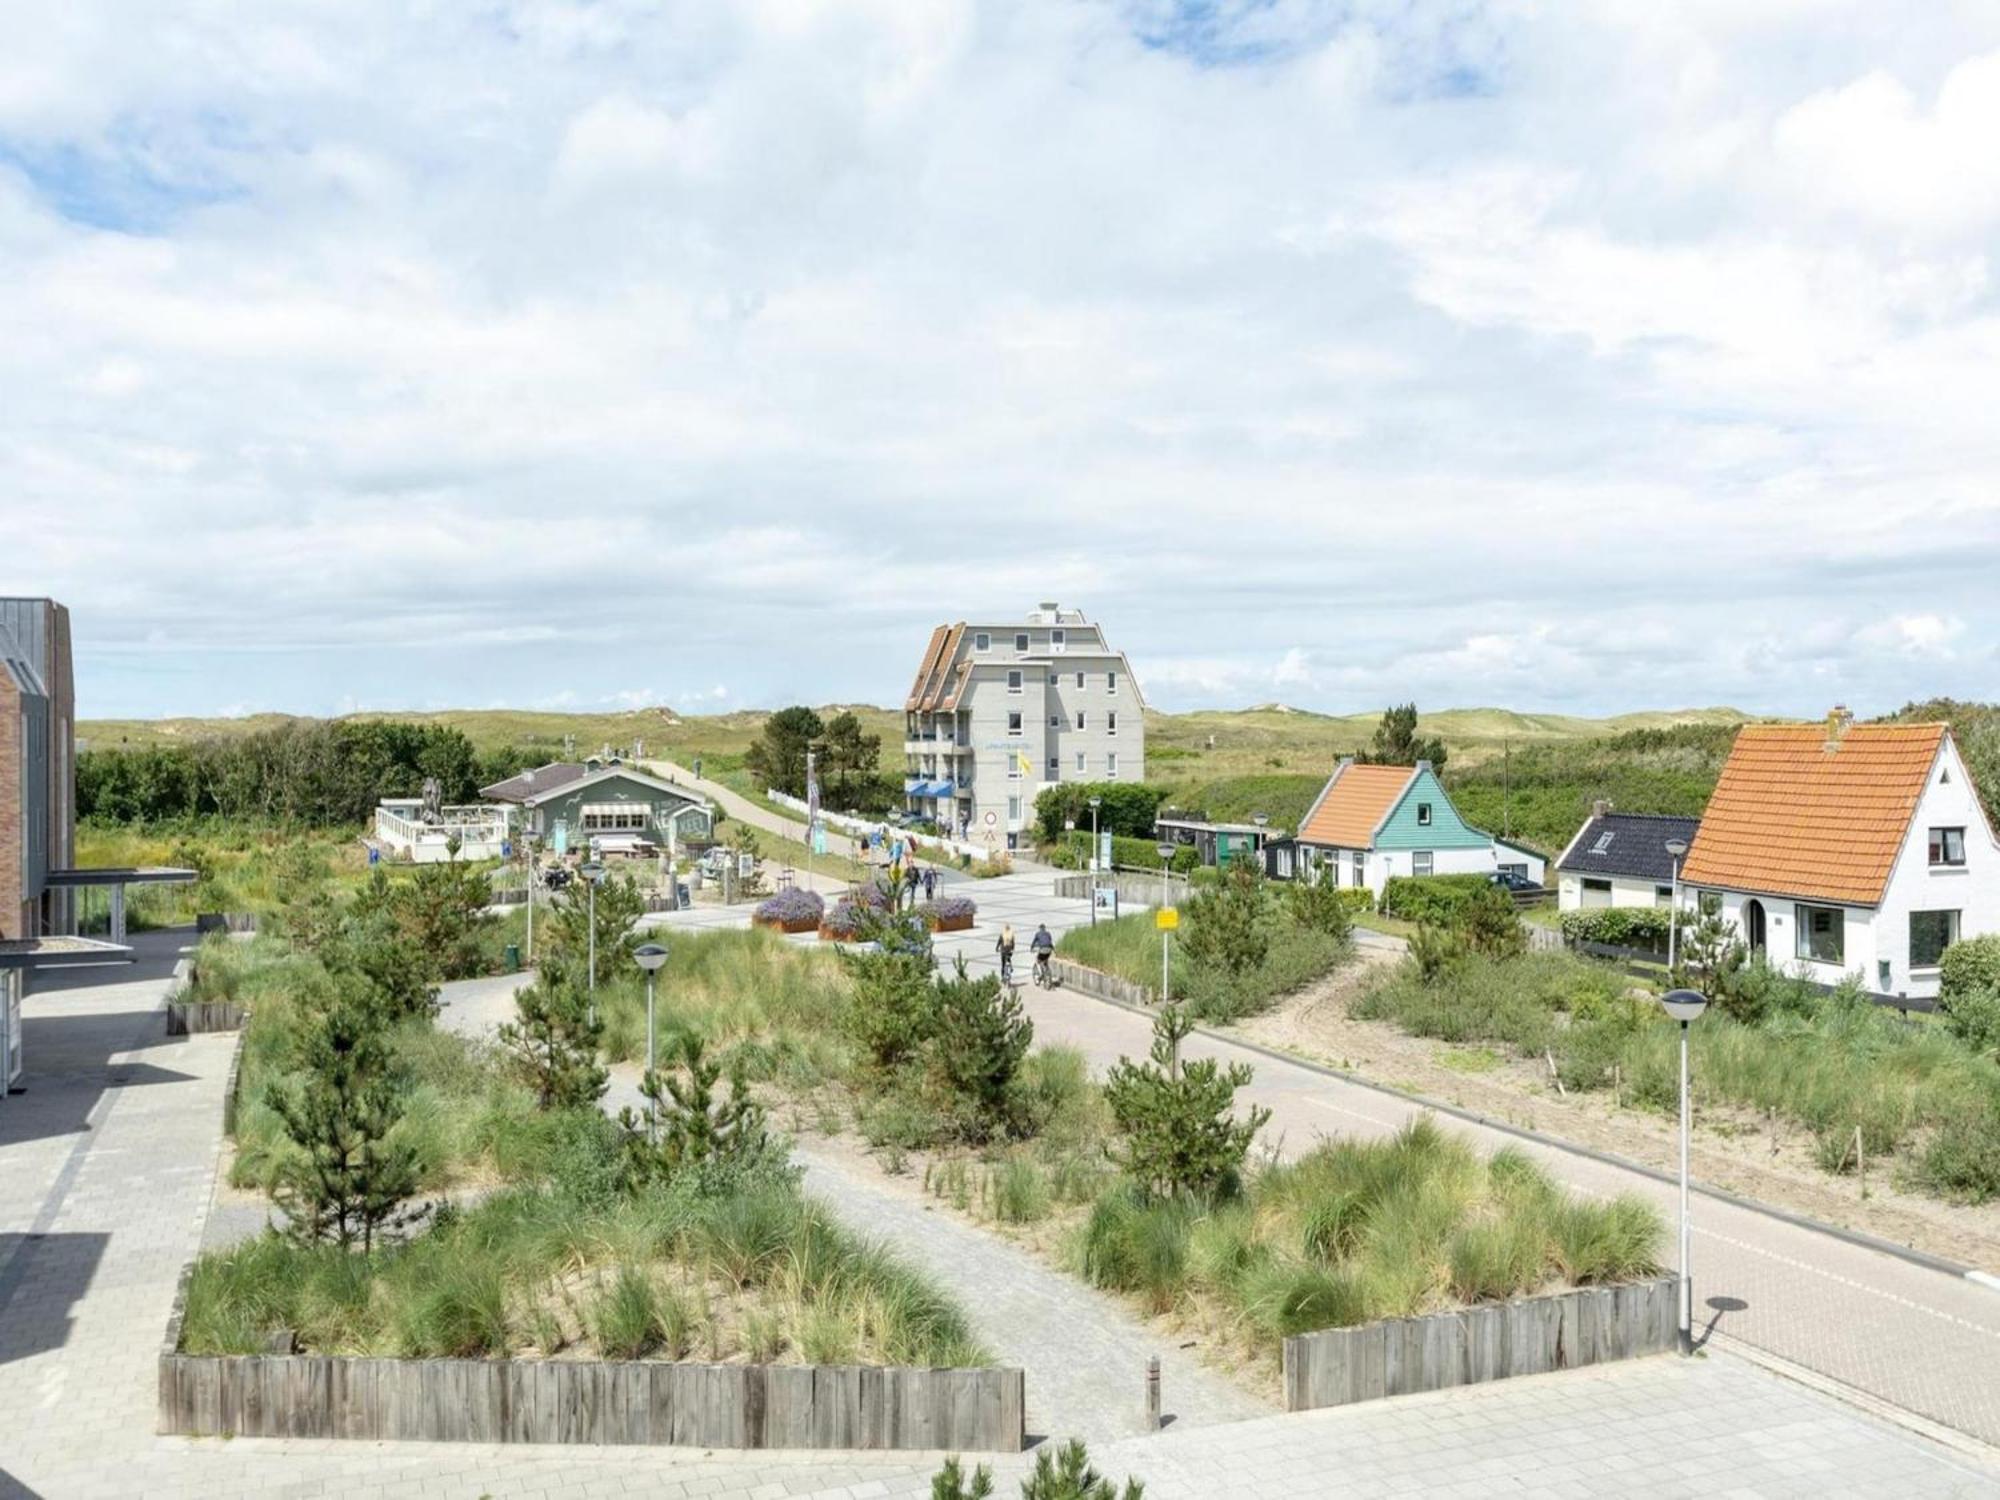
[1825,705,1854,752]
[1592,799,1612,818]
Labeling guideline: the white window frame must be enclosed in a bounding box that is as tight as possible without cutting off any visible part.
[1910,908,1960,971]
[1047,756,1059,777]
[1108,671,1118,695]
[1413,851,1434,877]
[1015,632,1029,653]
[1107,712,1118,736]
[1929,826,1967,867]
[1075,670,1085,689]
[1076,711,1086,731]
[1795,904,1845,965]
[1007,668,1023,694]
[974,632,990,651]
[1006,711,1023,736]
[1351,851,1365,888]
[1075,751,1086,773]
[1106,751,1118,778]
[1052,628,1066,653]
[1416,802,1432,827]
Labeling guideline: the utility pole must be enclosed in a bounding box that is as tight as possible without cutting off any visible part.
[1503,737,1511,840]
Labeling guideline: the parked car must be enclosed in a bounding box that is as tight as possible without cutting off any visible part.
[1488,869,1541,894]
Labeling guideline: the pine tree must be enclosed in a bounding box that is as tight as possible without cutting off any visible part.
[1181,859,1272,977]
[267,980,422,1252]
[498,961,607,1110]
[620,1031,771,1185]
[1102,1006,1269,1201]
[1021,1440,1144,1500]
[927,957,1033,1142]
[1284,863,1354,943]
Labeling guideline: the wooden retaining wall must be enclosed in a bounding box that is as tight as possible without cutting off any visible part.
[1049,958,1154,1007]
[157,1352,1024,1451]
[159,1267,1022,1451]
[1282,1276,1677,1411]
[1051,872,1188,908]
[166,1001,247,1036]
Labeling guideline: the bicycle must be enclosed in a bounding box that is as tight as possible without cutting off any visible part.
[1033,950,1056,989]
[998,949,1015,985]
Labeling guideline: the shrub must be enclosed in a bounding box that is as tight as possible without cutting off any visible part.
[840,946,938,1073]
[497,960,607,1111]
[1558,906,1675,950]
[753,888,825,926]
[926,960,1034,1143]
[1941,935,2000,1057]
[1034,782,1169,842]
[1285,866,1355,942]
[820,899,868,940]
[1180,860,1273,978]
[1457,882,1527,960]
[1102,1006,1269,1200]
[1379,874,1493,925]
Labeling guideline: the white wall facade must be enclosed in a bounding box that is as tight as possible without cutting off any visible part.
[1299,842,1505,900]
[1557,872,1674,912]
[1693,737,2000,1000]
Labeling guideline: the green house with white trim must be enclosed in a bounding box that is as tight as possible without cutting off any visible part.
[479,760,714,859]
[1286,758,1545,897]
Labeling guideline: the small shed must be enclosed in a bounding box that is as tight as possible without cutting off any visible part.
[1155,814,1280,869]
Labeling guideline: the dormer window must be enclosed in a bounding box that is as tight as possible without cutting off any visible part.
[1417,803,1433,827]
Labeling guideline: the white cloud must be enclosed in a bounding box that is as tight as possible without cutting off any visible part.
[3,2,2000,720]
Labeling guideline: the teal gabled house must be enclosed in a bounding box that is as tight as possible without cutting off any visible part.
[1289,758,1544,897]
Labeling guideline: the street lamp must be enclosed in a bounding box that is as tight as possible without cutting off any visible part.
[580,860,606,1024]
[1088,796,1103,926]
[1660,986,1709,1353]
[635,942,669,1142]
[1157,840,1176,1002]
[1664,838,1689,975]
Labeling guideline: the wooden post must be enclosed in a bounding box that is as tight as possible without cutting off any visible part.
[1856,1125,1866,1199]
[1145,1355,1161,1431]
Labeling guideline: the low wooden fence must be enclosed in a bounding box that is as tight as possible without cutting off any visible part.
[1282,1276,1677,1411]
[165,1001,247,1036]
[1049,958,1154,1007]
[158,1351,1023,1451]
[159,1267,1023,1452]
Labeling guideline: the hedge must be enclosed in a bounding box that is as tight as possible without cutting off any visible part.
[1378,874,1493,925]
[1033,783,1169,843]
[1557,907,1674,951]
[1056,831,1200,874]
[1941,935,2000,1005]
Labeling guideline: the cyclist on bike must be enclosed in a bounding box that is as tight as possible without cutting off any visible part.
[996,923,1017,984]
[1030,923,1056,986]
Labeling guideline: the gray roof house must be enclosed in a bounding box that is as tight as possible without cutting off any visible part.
[1554,805,1701,911]
[479,760,715,858]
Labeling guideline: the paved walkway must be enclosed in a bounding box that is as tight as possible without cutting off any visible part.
[0,930,1995,1494]
[918,876,2000,1451]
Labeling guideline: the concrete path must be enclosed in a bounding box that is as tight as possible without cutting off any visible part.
[433,971,1270,1446]
[921,875,2000,1452]
[2,930,1997,1495]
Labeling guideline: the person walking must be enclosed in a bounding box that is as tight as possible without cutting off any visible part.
[903,861,921,909]
[922,867,937,901]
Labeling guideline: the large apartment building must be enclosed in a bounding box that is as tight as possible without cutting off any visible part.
[1,597,76,940]
[902,604,1145,849]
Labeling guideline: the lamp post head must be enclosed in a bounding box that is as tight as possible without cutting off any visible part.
[1088,796,1101,812]
[1252,812,1269,828]
[1156,842,1176,863]
[634,942,669,974]
[1664,839,1688,859]
[579,860,605,882]
[1661,988,1709,1023]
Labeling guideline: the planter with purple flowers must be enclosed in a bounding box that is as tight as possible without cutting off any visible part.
[751,889,825,935]
[919,895,977,933]
[818,899,868,941]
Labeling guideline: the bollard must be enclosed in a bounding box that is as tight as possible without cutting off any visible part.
[1145,1355,1161,1431]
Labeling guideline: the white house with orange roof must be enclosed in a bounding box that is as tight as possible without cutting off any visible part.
[1679,708,2000,1003]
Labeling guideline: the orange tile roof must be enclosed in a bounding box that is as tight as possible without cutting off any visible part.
[1298,763,1415,849]
[1680,722,1947,907]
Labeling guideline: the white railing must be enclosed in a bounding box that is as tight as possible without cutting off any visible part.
[374,805,510,848]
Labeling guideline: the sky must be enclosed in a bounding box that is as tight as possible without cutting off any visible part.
[5,1,2000,723]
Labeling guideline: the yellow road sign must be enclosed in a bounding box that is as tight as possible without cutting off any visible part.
[1155,907,1179,930]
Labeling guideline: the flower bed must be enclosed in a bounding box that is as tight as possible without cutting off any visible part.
[752,889,826,935]
[819,899,868,941]
[919,895,977,933]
